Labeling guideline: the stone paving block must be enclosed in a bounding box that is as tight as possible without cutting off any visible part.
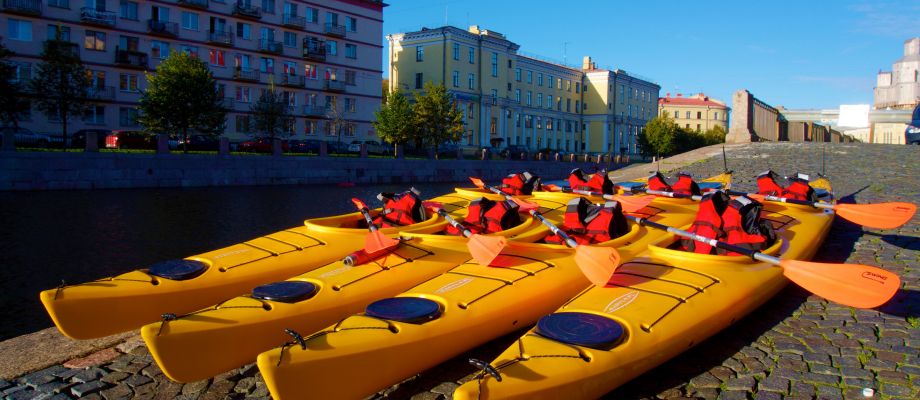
[99,372,129,385]
[152,381,183,400]
[757,376,789,394]
[815,385,843,399]
[233,377,257,394]
[6,389,43,400]
[99,383,132,400]
[131,383,156,399]
[249,383,269,398]
[70,381,109,397]
[180,379,210,395]
[687,372,721,389]
[32,381,73,395]
[71,367,107,383]
[789,381,815,398]
[3,385,28,395]
[121,374,152,388]
[724,376,756,391]
[753,391,783,400]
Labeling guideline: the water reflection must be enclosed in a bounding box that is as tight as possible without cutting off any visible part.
[0,182,462,341]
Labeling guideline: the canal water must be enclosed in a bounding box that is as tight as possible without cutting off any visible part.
[0,182,466,341]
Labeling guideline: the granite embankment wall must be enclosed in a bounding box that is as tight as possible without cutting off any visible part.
[0,152,608,191]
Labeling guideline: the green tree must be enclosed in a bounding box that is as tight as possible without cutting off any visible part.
[29,36,89,150]
[373,89,416,156]
[412,82,464,152]
[702,125,726,146]
[251,82,291,140]
[138,51,226,153]
[0,42,27,131]
[638,114,680,157]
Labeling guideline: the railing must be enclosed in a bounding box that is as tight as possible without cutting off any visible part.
[233,68,260,81]
[114,48,148,69]
[208,30,234,46]
[2,0,41,15]
[280,75,305,88]
[177,0,208,9]
[303,40,326,61]
[86,86,116,101]
[282,13,306,28]
[80,7,116,26]
[325,80,346,92]
[303,105,326,117]
[43,40,79,58]
[324,23,346,37]
[232,1,261,19]
[258,39,283,54]
[147,20,178,37]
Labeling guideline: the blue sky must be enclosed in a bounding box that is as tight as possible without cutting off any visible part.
[381,0,920,110]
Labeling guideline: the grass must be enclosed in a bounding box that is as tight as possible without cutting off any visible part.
[907,316,920,329]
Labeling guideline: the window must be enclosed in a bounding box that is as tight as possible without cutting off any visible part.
[526,91,532,106]
[181,11,199,31]
[566,98,571,112]
[345,16,357,31]
[236,22,251,39]
[674,110,678,118]
[306,7,318,23]
[235,115,251,133]
[467,103,474,119]
[119,74,138,92]
[7,18,32,42]
[526,71,532,84]
[119,107,139,127]
[566,80,571,91]
[151,41,169,59]
[304,64,317,79]
[84,30,105,50]
[415,73,423,89]
[326,41,337,56]
[468,73,475,89]
[235,53,251,69]
[345,98,355,113]
[47,25,71,41]
[283,32,296,47]
[537,93,542,107]
[547,95,552,108]
[548,75,554,88]
[490,89,497,101]
[697,111,702,119]
[490,53,498,77]
[261,0,275,13]
[83,106,105,125]
[209,49,225,66]
[515,68,521,82]
[537,73,543,86]
[685,111,691,119]
[490,117,496,134]
[416,46,424,62]
[452,43,459,60]
[181,45,198,58]
[575,101,580,113]
[259,57,274,73]
[48,0,68,8]
[325,11,338,26]
[546,118,553,130]
[344,70,356,85]
[120,1,138,20]
[697,124,701,131]
[282,61,296,75]
[557,78,562,89]
[514,89,520,103]
[236,86,251,102]
[525,115,532,129]
[452,71,459,87]
[468,47,474,64]
[304,120,316,135]
[714,112,719,120]
[345,44,357,59]
[119,35,139,52]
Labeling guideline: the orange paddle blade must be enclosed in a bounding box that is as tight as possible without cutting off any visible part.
[612,195,655,213]
[779,259,901,309]
[364,230,400,254]
[835,202,916,229]
[469,177,486,189]
[351,197,368,210]
[468,234,507,266]
[422,201,443,210]
[574,245,621,286]
[543,184,563,192]
[508,197,540,212]
[746,193,766,202]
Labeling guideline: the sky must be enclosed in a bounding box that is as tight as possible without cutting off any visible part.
[380,0,920,110]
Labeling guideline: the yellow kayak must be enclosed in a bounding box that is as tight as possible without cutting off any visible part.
[140,189,560,383]
[40,191,473,340]
[255,191,705,399]
[454,179,835,399]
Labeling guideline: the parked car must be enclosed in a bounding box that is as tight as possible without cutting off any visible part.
[0,127,52,148]
[105,130,156,150]
[906,104,920,145]
[289,139,323,154]
[186,135,221,151]
[347,140,386,155]
[70,129,111,149]
[327,140,349,154]
[500,145,529,159]
[238,137,289,153]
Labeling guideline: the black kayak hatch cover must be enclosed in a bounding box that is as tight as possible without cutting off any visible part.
[148,259,208,281]
[365,297,442,324]
[252,281,318,303]
[535,312,626,350]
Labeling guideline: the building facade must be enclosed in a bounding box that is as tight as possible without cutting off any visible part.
[874,37,920,111]
[2,0,384,142]
[658,93,729,133]
[386,25,659,155]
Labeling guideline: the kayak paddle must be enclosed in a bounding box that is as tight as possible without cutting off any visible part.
[422,201,511,262]
[468,178,621,285]
[623,214,901,309]
[731,191,916,230]
[351,198,400,254]
[542,184,656,213]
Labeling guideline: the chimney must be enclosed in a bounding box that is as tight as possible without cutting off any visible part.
[583,56,593,71]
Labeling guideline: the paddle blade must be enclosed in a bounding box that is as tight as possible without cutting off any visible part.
[364,230,400,254]
[509,197,540,212]
[468,234,507,266]
[574,245,621,286]
[779,259,901,309]
[612,195,655,213]
[351,197,368,210]
[543,184,563,192]
[469,177,486,189]
[422,201,443,211]
[836,202,916,229]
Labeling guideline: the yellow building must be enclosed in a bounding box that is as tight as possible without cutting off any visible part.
[658,93,729,132]
[386,25,659,155]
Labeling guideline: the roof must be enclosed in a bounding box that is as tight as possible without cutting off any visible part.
[659,94,727,108]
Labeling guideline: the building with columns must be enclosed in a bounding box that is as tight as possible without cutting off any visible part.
[2,0,384,142]
[658,93,729,132]
[386,25,659,155]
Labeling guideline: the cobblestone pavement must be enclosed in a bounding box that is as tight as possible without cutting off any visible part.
[5,143,918,399]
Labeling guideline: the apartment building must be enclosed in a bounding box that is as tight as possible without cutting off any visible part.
[386,25,659,155]
[1,0,384,142]
[658,92,729,133]
[874,37,920,111]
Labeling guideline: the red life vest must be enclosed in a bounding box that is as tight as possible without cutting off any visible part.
[568,168,614,194]
[757,171,816,202]
[446,198,521,235]
[681,191,730,254]
[500,172,540,195]
[647,171,671,192]
[756,170,785,197]
[719,196,776,256]
[373,188,427,228]
[671,172,701,196]
[545,198,628,245]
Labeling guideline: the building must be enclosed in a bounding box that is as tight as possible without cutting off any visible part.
[386,25,659,155]
[658,93,729,133]
[1,0,384,142]
[874,37,920,111]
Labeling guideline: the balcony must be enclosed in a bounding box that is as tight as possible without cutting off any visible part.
[2,0,42,15]
[282,13,306,29]
[324,23,346,38]
[80,7,116,26]
[280,75,305,88]
[258,39,283,55]
[303,40,326,61]
[232,1,261,19]
[222,97,236,111]
[324,80,346,92]
[233,68,260,82]
[177,0,208,9]
[207,30,234,47]
[115,48,149,69]
[147,20,178,37]
[303,105,326,117]
[43,40,79,58]
[86,86,116,101]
